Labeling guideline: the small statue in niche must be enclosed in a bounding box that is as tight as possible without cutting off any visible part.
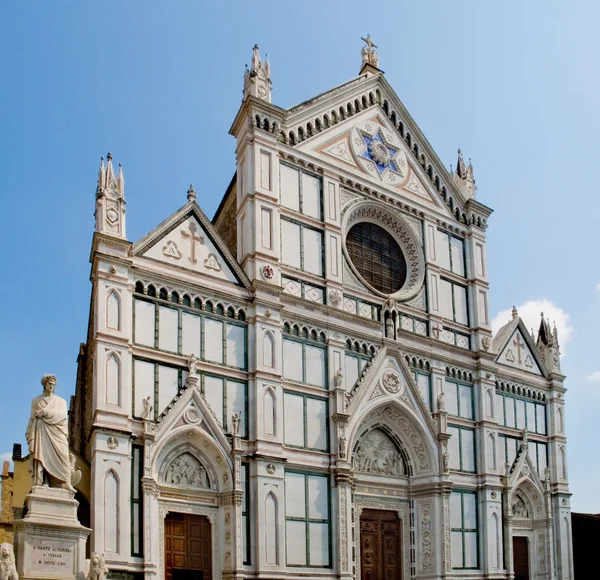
[231,412,241,436]
[443,452,449,472]
[437,391,446,412]
[334,367,344,388]
[338,431,347,460]
[385,315,394,339]
[141,396,153,420]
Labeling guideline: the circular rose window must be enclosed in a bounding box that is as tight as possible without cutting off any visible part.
[346,222,407,294]
[342,201,425,301]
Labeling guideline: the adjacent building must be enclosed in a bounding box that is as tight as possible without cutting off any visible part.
[68,39,573,580]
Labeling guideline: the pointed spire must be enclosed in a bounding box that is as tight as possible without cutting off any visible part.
[243,44,272,103]
[456,149,468,178]
[251,44,261,70]
[453,149,477,200]
[116,162,124,198]
[105,151,115,183]
[97,156,106,190]
[511,305,519,320]
[187,184,196,202]
[553,322,559,345]
[94,151,126,239]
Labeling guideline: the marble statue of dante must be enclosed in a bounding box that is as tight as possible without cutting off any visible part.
[25,375,74,491]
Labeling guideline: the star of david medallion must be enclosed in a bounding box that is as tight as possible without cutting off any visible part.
[350,120,407,186]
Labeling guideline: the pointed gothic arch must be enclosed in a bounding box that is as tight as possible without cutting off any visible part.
[104,469,119,553]
[262,331,275,368]
[487,432,497,470]
[105,351,121,406]
[106,289,121,330]
[485,389,494,418]
[263,386,276,436]
[490,512,501,569]
[265,492,279,564]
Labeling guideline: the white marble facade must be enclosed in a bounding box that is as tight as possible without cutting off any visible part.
[69,42,573,580]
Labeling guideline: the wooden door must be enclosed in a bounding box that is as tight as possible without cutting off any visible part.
[513,536,530,580]
[360,509,401,580]
[165,513,212,580]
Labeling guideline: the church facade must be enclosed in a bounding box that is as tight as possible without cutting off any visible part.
[68,40,573,580]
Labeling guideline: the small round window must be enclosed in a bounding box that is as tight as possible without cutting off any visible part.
[345,222,407,294]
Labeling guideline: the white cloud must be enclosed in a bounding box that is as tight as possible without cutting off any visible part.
[586,372,600,383]
[595,284,600,293]
[491,299,574,356]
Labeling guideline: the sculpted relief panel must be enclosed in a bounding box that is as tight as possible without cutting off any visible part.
[163,452,210,489]
[354,429,405,476]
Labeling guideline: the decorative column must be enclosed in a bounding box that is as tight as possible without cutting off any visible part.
[142,417,159,580]
[335,470,354,580]
[141,478,160,580]
[223,426,244,580]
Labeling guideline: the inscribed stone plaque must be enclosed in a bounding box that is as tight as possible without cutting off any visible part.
[29,538,75,575]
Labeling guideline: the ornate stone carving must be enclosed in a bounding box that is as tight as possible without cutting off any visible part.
[512,494,530,518]
[329,289,342,307]
[266,464,275,475]
[203,253,221,272]
[261,264,274,280]
[26,375,75,492]
[0,543,18,580]
[421,503,432,570]
[183,406,202,425]
[164,452,210,489]
[354,429,405,476]
[107,437,118,450]
[382,370,402,394]
[86,553,109,580]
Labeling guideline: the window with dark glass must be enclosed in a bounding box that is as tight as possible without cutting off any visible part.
[346,222,407,294]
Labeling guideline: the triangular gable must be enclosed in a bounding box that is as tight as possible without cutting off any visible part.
[153,380,232,457]
[132,202,250,288]
[346,346,437,441]
[496,322,545,376]
[283,72,483,221]
[301,112,445,210]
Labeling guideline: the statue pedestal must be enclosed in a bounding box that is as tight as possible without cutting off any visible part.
[13,486,90,580]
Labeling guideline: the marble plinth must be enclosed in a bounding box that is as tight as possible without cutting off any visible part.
[13,486,90,580]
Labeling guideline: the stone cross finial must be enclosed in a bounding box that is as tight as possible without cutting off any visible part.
[187,184,196,202]
[361,34,379,68]
[512,305,518,319]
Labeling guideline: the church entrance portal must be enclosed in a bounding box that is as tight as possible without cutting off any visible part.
[165,513,212,580]
[360,509,401,580]
[513,536,530,580]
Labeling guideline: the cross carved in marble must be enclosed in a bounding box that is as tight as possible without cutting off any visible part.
[513,333,525,364]
[181,222,204,265]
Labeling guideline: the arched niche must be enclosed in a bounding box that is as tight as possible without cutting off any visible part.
[106,289,121,330]
[353,427,409,477]
[348,401,436,476]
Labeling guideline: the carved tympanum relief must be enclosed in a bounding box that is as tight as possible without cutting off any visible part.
[354,429,405,476]
[512,494,530,518]
[163,452,210,488]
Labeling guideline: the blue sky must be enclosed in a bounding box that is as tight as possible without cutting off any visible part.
[1,1,599,511]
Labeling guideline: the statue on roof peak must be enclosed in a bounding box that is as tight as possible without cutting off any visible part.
[361,34,379,68]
